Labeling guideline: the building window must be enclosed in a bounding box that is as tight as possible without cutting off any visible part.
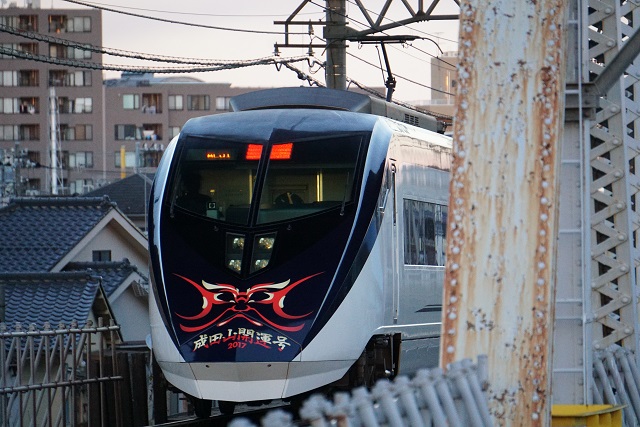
[142,94,162,113]
[0,71,18,86]
[0,43,38,59]
[0,98,19,114]
[18,15,38,31]
[25,178,40,195]
[168,126,180,139]
[0,125,17,140]
[48,43,91,60]
[67,16,91,32]
[19,70,38,86]
[187,95,210,111]
[142,124,162,140]
[168,95,183,110]
[0,15,37,31]
[123,94,140,110]
[115,124,139,140]
[216,96,230,111]
[57,97,92,114]
[403,199,447,266]
[2,98,38,114]
[75,97,92,113]
[26,151,40,167]
[48,15,66,32]
[70,179,94,194]
[48,15,91,33]
[114,151,137,168]
[50,70,92,87]
[0,70,38,87]
[92,250,111,261]
[69,151,93,168]
[61,124,92,141]
[141,150,163,168]
[0,125,39,141]
[20,125,39,141]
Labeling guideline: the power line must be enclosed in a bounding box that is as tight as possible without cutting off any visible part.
[71,0,322,18]
[62,0,308,35]
[347,50,455,96]
[0,24,267,66]
[0,45,311,74]
[282,60,452,120]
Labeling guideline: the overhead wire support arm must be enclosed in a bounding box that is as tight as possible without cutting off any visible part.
[380,42,396,102]
[275,0,460,93]
[275,0,460,49]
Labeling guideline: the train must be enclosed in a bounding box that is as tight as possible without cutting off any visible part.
[147,87,452,416]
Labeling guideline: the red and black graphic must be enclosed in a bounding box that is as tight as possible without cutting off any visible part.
[173,272,323,333]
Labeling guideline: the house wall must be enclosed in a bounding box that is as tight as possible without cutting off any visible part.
[73,221,147,267]
[69,216,150,342]
[110,286,150,342]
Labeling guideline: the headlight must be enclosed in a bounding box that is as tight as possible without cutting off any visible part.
[227,259,242,273]
[250,232,276,273]
[226,233,245,274]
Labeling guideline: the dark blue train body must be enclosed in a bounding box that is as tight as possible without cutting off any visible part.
[148,88,451,412]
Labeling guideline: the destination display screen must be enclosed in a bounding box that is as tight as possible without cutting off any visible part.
[186,143,293,161]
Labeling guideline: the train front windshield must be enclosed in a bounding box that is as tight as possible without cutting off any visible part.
[170,135,363,225]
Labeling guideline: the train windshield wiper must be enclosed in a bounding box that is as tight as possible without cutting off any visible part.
[340,172,350,216]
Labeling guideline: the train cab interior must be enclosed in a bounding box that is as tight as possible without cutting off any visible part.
[171,135,364,225]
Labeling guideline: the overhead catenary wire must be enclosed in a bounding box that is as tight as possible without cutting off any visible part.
[65,0,322,18]
[72,0,457,94]
[3,2,455,107]
[0,24,269,66]
[0,44,311,74]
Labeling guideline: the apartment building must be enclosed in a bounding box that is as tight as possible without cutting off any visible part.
[0,3,104,197]
[0,3,261,198]
[103,73,260,182]
[414,51,459,132]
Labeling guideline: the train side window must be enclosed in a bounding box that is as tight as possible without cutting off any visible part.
[403,199,447,266]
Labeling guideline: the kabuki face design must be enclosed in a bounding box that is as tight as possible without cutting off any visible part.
[173,272,323,334]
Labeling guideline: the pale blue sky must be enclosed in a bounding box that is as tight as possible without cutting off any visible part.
[48,0,460,102]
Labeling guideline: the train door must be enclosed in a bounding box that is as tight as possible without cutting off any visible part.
[390,162,400,323]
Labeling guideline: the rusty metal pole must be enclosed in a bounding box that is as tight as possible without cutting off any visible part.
[440,1,568,425]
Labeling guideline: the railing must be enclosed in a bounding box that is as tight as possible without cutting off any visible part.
[0,318,122,427]
[593,345,640,427]
[229,356,492,427]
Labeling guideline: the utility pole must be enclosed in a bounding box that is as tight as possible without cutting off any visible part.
[14,141,21,197]
[324,0,346,90]
[49,86,61,195]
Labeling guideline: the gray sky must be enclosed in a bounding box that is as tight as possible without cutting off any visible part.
[49,0,460,103]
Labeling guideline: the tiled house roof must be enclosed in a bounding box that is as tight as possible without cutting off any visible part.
[64,259,148,297]
[0,197,116,273]
[0,195,147,341]
[85,174,153,220]
[0,271,112,328]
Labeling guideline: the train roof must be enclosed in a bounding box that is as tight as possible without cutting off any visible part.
[229,87,443,134]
